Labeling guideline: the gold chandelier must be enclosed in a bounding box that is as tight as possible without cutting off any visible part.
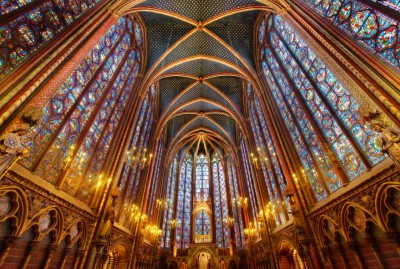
[126,146,153,169]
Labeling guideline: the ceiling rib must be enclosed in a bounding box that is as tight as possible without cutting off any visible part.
[126,1,267,159]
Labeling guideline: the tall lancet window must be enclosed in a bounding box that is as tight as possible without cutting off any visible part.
[296,0,400,71]
[161,156,178,248]
[246,83,289,225]
[227,157,245,247]
[195,210,211,242]
[115,84,156,227]
[239,134,259,218]
[176,153,193,249]
[0,0,104,79]
[258,14,384,201]
[195,153,209,201]
[212,153,230,248]
[20,16,144,201]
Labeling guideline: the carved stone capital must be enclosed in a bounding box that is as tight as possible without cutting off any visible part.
[76,249,85,258]
[93,242,107,254]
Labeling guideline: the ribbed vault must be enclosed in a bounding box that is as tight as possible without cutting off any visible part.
[112,0,288,158]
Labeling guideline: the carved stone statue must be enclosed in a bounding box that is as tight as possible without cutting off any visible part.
[370,121,400,170]
[0,107,42,177]
[360,108,400,170]
[99,188,120,240]
[0,127,28,175]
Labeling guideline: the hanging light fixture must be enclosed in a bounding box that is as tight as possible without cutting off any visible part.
[126,146,153,169]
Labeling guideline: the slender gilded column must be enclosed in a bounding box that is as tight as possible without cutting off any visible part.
[345,240,366,269]
[72,250,85,269]
[42,244,59,269]
[0,235,19,267]
[58,247,72,269]
[366,237,385,269]
[321,246,336,269]
[21,240,40,269]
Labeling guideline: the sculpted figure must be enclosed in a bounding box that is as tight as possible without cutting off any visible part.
[0,126,29,177]
[99,188,120,239]
[359,107,400,170]
[370,120,400,170]
[0,107,42,177]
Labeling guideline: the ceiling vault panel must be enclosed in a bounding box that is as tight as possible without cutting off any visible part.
[130,0,265,156]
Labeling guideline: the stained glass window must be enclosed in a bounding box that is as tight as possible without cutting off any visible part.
[116,84,156,227]
[0,0,104,80]
[176,154,192,249]
[147,138,165,218]
[19,16,145,206]
[212,153,230,248]
[226,157,245,247]
[257,14,384,201]
[195,153,209,201]
[246,83,289,225]
[16,14,146,212]
[161,156,178,248]
[239,135,259,219]
[297,0,400,71]
[195,210,211,242]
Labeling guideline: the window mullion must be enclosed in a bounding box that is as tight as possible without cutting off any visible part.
[72,55,138,188]
[262,56,337,194]
[31,31,128,171]
[250,100,291,219]
[119,101,153,222]
[273,28,372,169]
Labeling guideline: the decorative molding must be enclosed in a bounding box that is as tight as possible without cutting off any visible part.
[308,164,399,218]
[4,168,96,220]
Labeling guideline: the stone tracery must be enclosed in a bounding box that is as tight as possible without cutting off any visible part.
[0,0,399,268]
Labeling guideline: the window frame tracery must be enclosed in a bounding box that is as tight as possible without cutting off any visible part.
[116,84,157,228]
[0,0,107,81]
[211,151,230,248]
[256,13,384,201]
[245,83,289,225]
[18,15,146,208]
[175,153,193,249]
[291,0,400,72]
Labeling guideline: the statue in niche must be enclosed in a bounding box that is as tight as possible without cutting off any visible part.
[359,107,400,170]
[98,188,120,240]
[0,108,42,177]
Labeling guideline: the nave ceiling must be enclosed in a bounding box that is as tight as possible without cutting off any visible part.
[111,0,288,159]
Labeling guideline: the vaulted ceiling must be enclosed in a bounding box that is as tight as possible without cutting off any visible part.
[115,0,283,159]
